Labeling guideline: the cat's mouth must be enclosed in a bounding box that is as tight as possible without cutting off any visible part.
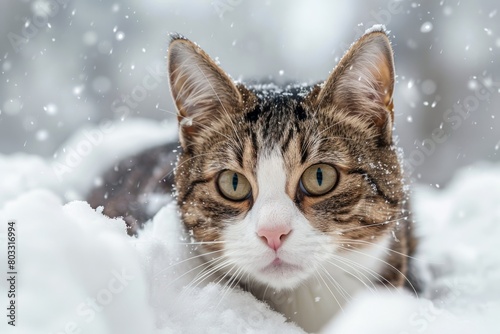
[260,257,302,276]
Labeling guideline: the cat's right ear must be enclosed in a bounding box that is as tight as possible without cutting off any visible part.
[168,34,242,148]
[310,28,395,145]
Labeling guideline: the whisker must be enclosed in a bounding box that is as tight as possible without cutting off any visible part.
[182,259,235,298]
[336,216,409,233]
[317,263,352,302]
[262,283,270,301]
[175,240,228,245]
[336,238,438,264]
[152,248,226,278]
[314,269,344,313]
[215,265,242,308]
[181,250,238,295]
[162,253,229,288]
[323,256,378,293]
[327,254,395,292]
[338,245,419,298]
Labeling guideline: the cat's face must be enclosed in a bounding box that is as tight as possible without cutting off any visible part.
[168,30,405,290]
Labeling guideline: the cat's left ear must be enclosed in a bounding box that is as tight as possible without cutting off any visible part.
[168,34,242,147]
[313,28,395,144]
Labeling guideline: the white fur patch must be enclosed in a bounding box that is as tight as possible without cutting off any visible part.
[223,150,321,289]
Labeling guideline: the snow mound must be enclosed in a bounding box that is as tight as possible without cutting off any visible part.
[1,120,499,333]
[0,118,176,207]
[1,191,155,334]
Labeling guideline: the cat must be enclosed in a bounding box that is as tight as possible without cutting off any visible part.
[88,26,418,332]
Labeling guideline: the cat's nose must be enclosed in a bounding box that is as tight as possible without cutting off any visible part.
[257,226,291,251]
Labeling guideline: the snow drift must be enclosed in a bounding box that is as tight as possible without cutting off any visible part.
[1,119,499,333]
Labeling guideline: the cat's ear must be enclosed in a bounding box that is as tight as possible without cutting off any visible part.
[314,28,395,144]
[168,34,242,146]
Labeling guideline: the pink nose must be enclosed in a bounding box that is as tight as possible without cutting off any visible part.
[257,226,291,251]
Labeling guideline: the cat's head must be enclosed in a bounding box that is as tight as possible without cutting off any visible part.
[168,29,405,290]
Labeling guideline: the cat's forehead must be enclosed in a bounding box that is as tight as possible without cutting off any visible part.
[246,83,315,116]
[241,84,317,143]
[198,82,350,170]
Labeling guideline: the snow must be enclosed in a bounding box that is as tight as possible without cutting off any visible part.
[364,23,387,35]
[1,120,500,333]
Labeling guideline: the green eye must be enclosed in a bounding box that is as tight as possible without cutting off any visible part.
[300,164,338,196]
[217,170,252,201]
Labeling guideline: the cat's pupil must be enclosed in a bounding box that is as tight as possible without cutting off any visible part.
[316,168,323,186]
[232,173,238,191]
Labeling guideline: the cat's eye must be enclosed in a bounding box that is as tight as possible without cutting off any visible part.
[300,164,338,196]
[217,170,252,201]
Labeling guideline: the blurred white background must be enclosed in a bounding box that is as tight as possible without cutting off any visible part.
[0,0,499,186]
